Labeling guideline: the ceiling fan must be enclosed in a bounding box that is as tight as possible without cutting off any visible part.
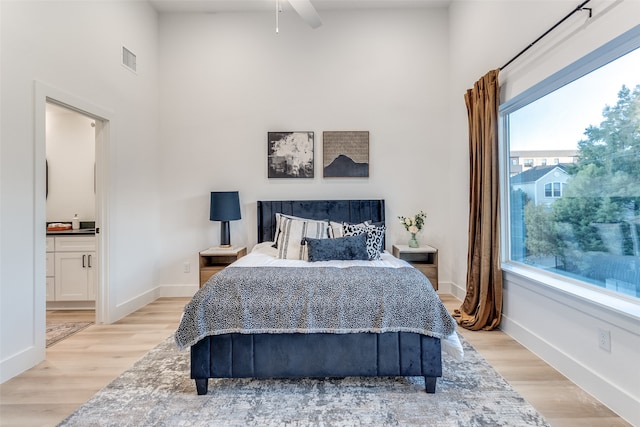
[277,0,322,32]
[289,0,322,29]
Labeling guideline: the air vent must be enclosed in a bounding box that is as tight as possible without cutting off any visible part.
[122,46,137,72]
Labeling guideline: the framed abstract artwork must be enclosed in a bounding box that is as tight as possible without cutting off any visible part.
[267,132,314,178]
[323,131,369,177]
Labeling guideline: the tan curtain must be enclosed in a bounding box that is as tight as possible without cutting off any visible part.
[454,69,503,331]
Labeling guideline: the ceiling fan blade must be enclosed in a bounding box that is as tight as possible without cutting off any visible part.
[288,0,322,29]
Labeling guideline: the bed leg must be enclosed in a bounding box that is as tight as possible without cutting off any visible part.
[424,376,436,393]
[195,378,209,395]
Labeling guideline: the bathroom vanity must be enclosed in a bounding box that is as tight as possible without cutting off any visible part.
[46,229,96,307]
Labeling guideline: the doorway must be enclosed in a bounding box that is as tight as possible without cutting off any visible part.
[45,102,97,330]
[35,81,112,328]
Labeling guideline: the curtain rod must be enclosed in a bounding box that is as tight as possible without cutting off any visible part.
[500,0,592,71]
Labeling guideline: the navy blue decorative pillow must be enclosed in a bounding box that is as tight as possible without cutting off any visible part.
[305,234,369,262]
[343,222,386,260]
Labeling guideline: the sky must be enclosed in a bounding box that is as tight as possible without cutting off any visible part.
[509,46,640,151]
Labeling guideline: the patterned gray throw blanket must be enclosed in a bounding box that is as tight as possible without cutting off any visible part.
[175,266,456,350]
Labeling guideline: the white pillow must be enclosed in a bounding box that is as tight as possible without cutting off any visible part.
[272,213,296,246]
[277,217,329,260]
[329,221,345,238]
[272,213,328,247]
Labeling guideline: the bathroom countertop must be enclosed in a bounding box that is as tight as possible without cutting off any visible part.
[46,228,96,236]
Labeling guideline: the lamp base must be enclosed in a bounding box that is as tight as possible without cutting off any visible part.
[220,221,231,247]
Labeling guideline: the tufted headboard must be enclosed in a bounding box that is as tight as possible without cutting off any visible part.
[257,199,385,243]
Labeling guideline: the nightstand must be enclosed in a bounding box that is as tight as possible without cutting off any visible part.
[392,244,438,290]
[199,246,247,287]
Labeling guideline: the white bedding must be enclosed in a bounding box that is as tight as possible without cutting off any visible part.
[234,241,411,269]
[226,242,464,361]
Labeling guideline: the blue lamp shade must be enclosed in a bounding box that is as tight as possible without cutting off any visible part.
[210,191,241,247]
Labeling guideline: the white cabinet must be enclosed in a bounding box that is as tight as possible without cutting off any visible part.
[46,237,55,301]
[46,236,55,252]
[46,276,55,301]
[51,236,96,301]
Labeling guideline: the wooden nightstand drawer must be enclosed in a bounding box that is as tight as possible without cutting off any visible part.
[392,244,438,290]
[200,266,226,286]
[199,246,247,287]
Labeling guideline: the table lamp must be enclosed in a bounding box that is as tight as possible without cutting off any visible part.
[209,191,241,248]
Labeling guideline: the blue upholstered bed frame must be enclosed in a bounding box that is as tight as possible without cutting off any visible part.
[190,199,443,395]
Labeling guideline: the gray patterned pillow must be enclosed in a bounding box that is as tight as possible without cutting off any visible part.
[305,234,369,262]
[343,222,385,260]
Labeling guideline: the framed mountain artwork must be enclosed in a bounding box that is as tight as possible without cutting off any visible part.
[323,131,369,177]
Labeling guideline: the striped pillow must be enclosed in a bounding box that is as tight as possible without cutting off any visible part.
[277,217,329,260]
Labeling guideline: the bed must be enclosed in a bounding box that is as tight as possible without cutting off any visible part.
[175,199,461,395]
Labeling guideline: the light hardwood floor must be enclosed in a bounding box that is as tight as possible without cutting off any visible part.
[0,296,630,426]
[439,295,630,427]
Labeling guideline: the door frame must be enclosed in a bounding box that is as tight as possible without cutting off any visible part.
[35,81,112,325]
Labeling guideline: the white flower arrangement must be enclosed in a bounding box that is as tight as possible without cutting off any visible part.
[398,211,427,234]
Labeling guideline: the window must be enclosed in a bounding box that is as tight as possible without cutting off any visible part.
[501,26,640,300]
[524,159,533,167]
[541,158,547,166]
[544,182,562,198]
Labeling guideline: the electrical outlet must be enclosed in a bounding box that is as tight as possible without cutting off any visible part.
[597,328,611,352]
[183,262,190,273]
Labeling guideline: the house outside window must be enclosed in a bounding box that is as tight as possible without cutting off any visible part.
[500,29,640,300]
[512,166,570,205]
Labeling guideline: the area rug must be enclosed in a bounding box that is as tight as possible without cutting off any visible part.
[46,322,92,347]
[59,335,550,426]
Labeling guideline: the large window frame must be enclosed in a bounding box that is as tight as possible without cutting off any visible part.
[499,24,640,305]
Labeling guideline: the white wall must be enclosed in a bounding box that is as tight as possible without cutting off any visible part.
[449,1,640,424]
[0,0,160,381]
[156,8,453,289]
[446,0,570,298]
[2,2,638,423]
[46,104,96,223]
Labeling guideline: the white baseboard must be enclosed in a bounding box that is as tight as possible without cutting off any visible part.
[111,287,161,323]
[441,280,466,301]
[0,345,45,384]
[501,313,639,426]
[159,284,198,298]
[109,284,197,322]
[46,301,95,310]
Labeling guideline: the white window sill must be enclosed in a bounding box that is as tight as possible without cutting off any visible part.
[501,262,640,331]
